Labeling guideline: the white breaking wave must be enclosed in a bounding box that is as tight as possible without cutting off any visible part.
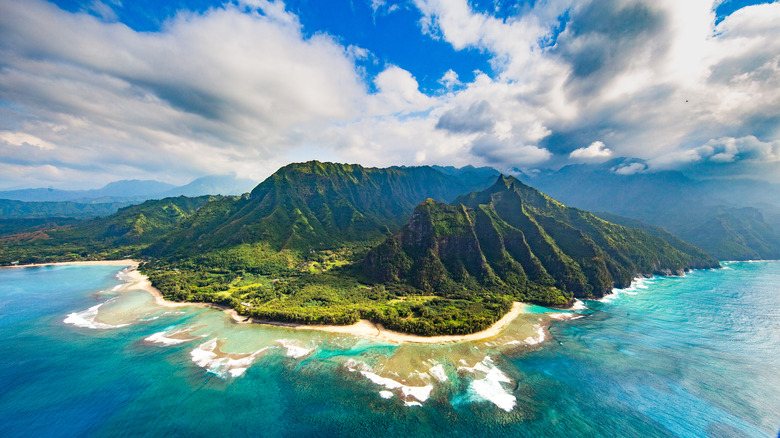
[139,316,161,322]
[277,339,314,359]
[571,299,587,311]
[190,338,268,378]
[601,290,620,303]
[458,357,516,412]
[603,276,655,302]
[524,324,546,345]
[345,360,434,405]
[63,302,130,330]
[145,328,198,346]
[343,359,371,372]
[359,371,434,403]
[428,363,448,383]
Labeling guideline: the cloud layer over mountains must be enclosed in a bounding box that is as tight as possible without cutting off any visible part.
[0,0,778,188]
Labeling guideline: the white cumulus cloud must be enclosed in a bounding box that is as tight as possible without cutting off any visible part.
[570,141,613,161]
[1,0,779,187]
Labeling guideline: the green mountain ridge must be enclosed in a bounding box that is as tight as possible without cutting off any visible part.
[676,208,780,260]
[1,196,216,263]
[147,161,496,257]
[0,199,133,219]
[592,211,720,262]
[364,176,718,307]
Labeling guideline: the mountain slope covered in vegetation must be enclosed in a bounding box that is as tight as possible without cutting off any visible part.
[0,162,720,336]
[364,176,719,310]
[148,161,496,257]
[521,161,780,261]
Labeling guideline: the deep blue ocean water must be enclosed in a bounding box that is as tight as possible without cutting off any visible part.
[0,262,778,437]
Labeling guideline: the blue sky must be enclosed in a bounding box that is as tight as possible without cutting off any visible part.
[0,0,779,188]
[50,0,497,93]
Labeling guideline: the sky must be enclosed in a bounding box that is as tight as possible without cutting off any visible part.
[0,0,778,189]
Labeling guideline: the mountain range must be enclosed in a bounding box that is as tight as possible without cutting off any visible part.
[0,174,257,202]
[365,176,715,306]
[147,162,501,257]
[0,161,720,335]
[519,159,780,260]
[4,160,779,262]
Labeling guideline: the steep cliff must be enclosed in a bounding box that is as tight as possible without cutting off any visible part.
[364,176,719,303]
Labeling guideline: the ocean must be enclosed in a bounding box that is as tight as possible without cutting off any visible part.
[0,261,778,437]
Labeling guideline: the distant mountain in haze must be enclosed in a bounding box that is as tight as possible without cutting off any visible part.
[0,199,132,219]
[86,180,178,200]
[0,174,257,220]
[0,180,175,203]
[160,174,256,198]
[0,180,173,203]
[430,165,501,192]
[519,159,780,260]
[0,174,256,204]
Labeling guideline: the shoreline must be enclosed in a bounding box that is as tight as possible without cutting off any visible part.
[6,260,541,344]
[2,259,141,269]
[235,302,528,344]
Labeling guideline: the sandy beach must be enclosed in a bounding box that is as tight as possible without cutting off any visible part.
[282,302,528,344]
[227,301,529,344]
[8,259,532,344]
[3,260,192,308]
[120,267,194,308]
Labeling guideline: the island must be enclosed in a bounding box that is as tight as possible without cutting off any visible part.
[0,161,719,335]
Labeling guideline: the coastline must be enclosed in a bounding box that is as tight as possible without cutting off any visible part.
[7,260,537,344]
[121,267,194,308]
[2,259,140,269]
[253,302,528,345]
[4,260,194,309]
[225,301,529,344]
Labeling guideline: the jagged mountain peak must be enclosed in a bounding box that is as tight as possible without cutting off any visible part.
[365,177,719,305]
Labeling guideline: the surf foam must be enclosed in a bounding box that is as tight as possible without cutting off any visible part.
[428,363,448,383]
[190,338,268,378]
[458,357,516,412]
[345,360,434,405]
[63,302,130,330]
[603,276,656,302]
[524,324,546,345]
[145,328,198,346]
[277,339,314,359]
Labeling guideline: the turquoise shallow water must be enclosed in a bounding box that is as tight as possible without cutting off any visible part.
[0,262,778,437]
